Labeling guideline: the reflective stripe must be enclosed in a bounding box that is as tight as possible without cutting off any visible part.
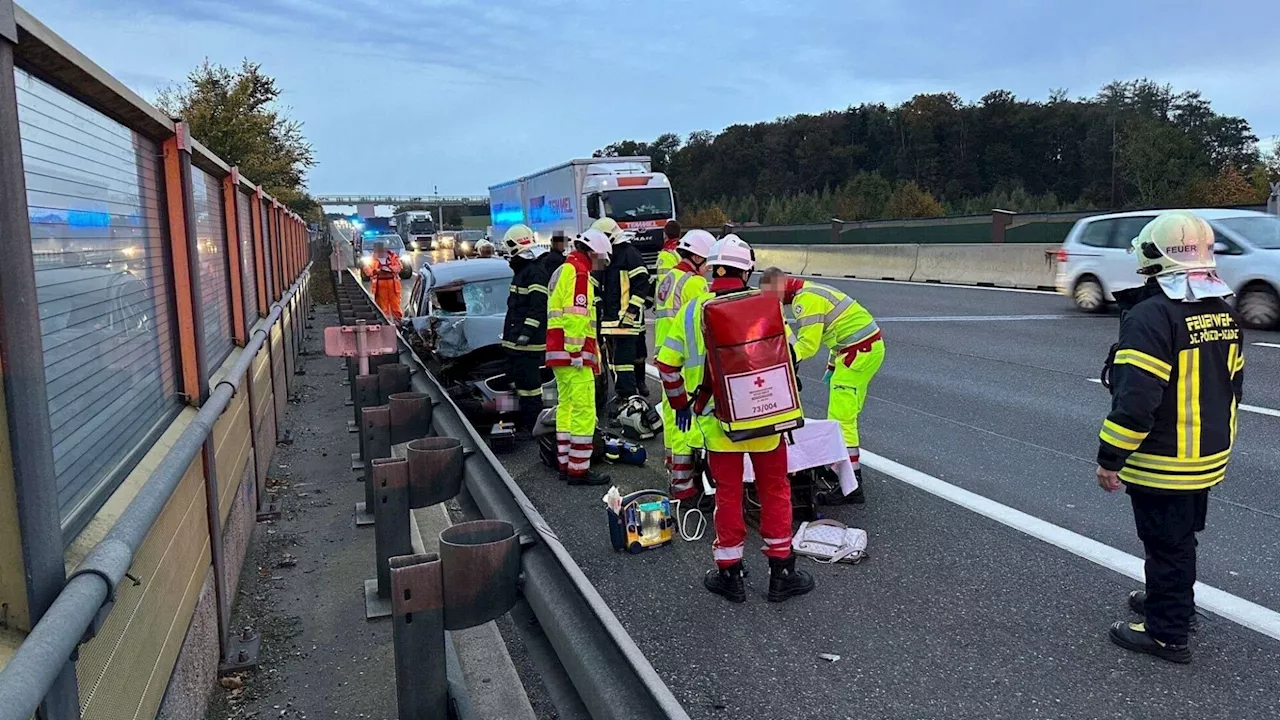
[568,449,593,460]
[712,545,744,561]
[628,266,648,278]
[1119,466,1225,487]
[673,272,692,303]
[683,301,704,368]
[656,308,677,318]
[761,536,791,547]
[524,318,541,327]
[659,370,682,383]
[795,314,824,328]
[546,351,572,362]
[1100,419,1147,451]
[517,388,544,397]
[1127,449,1229,472]
[570,435,593,444]
[547,309,563,319]
[662,337,684,355]
[565,306,590,316]
[835,321,881,349]
[1177,348,1201,458]
[528,284,548,295]
[1115,348,1172,381]
[563,336,586,346]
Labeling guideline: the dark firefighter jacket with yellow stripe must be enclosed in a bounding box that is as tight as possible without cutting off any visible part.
[598,241,651,336]
[1097,280,1244,492]
[502,254,553,352]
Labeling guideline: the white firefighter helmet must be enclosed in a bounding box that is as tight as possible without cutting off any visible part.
[616,396,662,440]
[590,217,625,243]
[476,239,496,257]
[578,228,613,257]
[677,229,716,259]
[1130,211,1217,276]
[705,234,755,272]
[502,224,537,256]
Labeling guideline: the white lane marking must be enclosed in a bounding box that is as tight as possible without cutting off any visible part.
[795,274,1058,295]
[860,449,1280,642]
[879,314,1095,322]
[1253,342,1280,349]
[1086,378,1280,418]
[654,361,1280,637]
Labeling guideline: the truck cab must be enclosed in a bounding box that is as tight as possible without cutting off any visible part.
[582,162,674,268]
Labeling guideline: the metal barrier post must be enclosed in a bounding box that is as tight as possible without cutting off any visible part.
[352,375,380,474]
[357,404,390,526]
[388,392,432,446]
[365,457,411,620]
[0,13,80,716]
[389,553,447,719]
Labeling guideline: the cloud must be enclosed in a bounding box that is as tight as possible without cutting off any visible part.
[19,0,1280,195]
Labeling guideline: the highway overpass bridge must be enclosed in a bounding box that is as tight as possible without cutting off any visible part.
[316,194,489,218]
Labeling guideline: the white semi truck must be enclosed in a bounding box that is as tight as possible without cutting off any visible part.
[488,157,677,267]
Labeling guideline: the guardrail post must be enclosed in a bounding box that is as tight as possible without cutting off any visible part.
[389,392,433,446]
[366,457,411,620]
[405,438,463,508]
[377,363,411,404]
[389,553,447,719]
[357,404,391,527]
[0,15,81,717]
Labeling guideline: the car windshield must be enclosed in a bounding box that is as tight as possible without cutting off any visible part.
[603,188,673,222]
[408,219,434,233]
[367,235,404,251]
[1213,216,1280,250]
[431,278,508,316]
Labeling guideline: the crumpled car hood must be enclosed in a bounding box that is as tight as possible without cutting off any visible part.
[413,314,505,359]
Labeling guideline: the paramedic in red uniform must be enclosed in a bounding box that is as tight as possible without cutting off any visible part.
[656,235,814,604]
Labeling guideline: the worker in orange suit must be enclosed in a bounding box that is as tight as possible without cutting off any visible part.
[363,239,403,322]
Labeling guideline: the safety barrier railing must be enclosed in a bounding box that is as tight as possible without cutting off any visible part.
[340,261,690,719]
[0,3,316,718]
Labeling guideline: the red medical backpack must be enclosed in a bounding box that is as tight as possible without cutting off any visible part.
[698,290,804,441]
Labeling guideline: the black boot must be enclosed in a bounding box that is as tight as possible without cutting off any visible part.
[568,469,613,486]
[1128,590,1198,631]
[703,562,746,603]
[635,367,650,397]
[767,555,815,603]
[1108,621,1191,663]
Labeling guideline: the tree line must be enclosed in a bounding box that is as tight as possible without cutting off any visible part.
[595,80,1279,227]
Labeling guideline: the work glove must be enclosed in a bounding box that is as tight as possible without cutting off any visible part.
[624,310,640,326]
[675,406,693,433]
[570,355,583,369]
[516,334,531,347]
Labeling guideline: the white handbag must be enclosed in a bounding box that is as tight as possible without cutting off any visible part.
[791,519,868,564]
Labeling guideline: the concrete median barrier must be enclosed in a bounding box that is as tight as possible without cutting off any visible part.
[752,246,809,274]
[802,245,920,281]
[911,243,1058,289]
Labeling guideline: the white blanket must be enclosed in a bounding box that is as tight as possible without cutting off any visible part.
[742,418,857,494]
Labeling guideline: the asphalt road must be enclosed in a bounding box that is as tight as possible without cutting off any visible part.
[498,278,1280,720]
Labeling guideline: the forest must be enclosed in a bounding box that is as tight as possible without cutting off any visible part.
[594,80,1279,227]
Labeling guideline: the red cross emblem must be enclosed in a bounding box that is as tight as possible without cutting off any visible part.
[754,376,766,388]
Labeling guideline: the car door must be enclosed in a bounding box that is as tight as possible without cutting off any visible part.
[1205,226,1249,292]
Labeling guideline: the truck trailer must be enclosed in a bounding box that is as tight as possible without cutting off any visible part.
[488,157,676,267]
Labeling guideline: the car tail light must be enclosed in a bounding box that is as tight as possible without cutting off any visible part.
[1055,248,1069,264]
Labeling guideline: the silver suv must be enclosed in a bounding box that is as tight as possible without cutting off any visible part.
[1055,209,1280,329]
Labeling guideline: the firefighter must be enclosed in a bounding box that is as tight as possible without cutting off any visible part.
[655,220,682,278]
[476,239,496,258]
[592,217,652,410]
[501,224,552,440]
[762,269,883,505]
[656,235,814,604]
[363,239,403,322]
[547,229,567,269]
[1096,210,1243,664]
[547,228,614,486]
[654,229,715,499]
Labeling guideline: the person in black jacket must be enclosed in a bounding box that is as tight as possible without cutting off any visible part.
[501,224,553,440]
[1096,211,1244,664]
[590,218,651,414]
[547,229,566,270]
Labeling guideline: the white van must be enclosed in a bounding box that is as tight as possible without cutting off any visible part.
[1055,209,1280,329]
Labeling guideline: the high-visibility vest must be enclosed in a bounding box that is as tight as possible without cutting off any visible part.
[546,251,599,371]
[653,261,707,356]
[656,247,680,276]
[791,282,879,363]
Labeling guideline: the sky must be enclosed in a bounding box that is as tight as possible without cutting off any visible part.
[22,0,1280,197]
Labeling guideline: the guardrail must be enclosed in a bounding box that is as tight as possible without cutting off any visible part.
[343,262,690,719]
[754,242,1061,290]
